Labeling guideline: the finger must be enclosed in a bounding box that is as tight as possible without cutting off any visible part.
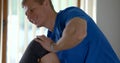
[39,35,52,41]
[37,58,41,63]
[37,35,47,41]
[36,37,43,41]
[35,38,43,44]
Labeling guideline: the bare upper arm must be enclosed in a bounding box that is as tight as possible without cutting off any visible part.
[63,17,87,40]
[55,17,87,50]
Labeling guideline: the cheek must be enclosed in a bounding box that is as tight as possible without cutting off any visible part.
[37,12,46,21]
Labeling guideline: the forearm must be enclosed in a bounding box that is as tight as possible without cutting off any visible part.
[53,35,84,51]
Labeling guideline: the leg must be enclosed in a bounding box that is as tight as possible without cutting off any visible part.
[20,40,49,63]
[39,53,60,63]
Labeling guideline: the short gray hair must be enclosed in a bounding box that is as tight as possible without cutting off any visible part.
[22,0,55,12]
[22,0,44,7]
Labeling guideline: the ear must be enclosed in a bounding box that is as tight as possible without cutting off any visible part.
[43,0,49,6]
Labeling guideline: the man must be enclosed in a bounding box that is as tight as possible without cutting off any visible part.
[20,0,120,63]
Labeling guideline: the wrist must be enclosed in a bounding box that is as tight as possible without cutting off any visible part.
[50,43,58,52]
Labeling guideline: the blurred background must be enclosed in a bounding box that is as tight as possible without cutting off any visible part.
[0,0,119,63]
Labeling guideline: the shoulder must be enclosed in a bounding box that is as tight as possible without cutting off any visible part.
[59,6,87,20]
[58,6,84,16]
[60,6,84,15]
[64,6,82,12]
[59,7,87,24]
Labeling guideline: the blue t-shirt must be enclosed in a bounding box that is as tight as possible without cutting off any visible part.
[47,7,120,63]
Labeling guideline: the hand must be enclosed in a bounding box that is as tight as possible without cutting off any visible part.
[35,35,54,52]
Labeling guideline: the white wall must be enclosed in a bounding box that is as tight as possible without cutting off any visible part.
[97,0,120,59]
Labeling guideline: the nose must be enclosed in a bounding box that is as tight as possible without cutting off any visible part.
[25,11,31,20]
[25,11,29,17]
[25,11,34,23]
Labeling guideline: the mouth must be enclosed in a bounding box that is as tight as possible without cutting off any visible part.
[28,16,41,27]
[29,18,37,24]
[30,19,41,28]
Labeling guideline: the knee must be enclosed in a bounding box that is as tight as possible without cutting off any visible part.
[40,53,60,63]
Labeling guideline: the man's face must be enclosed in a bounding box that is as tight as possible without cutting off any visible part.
[23,0,47,27]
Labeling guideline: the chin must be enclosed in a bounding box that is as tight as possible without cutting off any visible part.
[37,25,42,28]
[37,26,40,28]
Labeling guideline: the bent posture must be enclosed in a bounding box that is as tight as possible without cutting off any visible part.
[20,0,120,63]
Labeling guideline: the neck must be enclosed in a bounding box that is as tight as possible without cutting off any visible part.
[44,10,57,32]
[41,1,57,32]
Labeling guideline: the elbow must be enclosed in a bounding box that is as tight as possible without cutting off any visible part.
[77,31,87,41]
[83,31,87,38]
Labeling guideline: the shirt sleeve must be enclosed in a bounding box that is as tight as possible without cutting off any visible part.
[63,7,88,25]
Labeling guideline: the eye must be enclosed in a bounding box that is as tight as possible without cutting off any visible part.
[30,9,34,12]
